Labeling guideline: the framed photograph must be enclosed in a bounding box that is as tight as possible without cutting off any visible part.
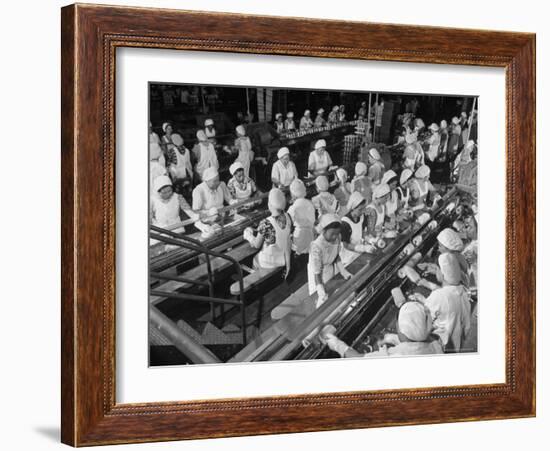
[61,3,536,446]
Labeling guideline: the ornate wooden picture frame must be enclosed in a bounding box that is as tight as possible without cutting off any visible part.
[61,3,535,446]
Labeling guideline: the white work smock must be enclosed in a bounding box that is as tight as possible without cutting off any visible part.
[191,182,226,212]
[234,136,254,178]
[339,215,365,266]
[288,198,316,255]
[271,160,298,187]
[257,213,292,274]
[151,194,180,228]
[307,235,341,295]
[312,192,339,216]
[424,285,472,352]
[193,142,219,181]
[308,150,332,175]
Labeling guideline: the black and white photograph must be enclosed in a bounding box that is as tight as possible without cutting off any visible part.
[148,83,479,366]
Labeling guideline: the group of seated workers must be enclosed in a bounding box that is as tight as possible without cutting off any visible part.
[150,112,478,357]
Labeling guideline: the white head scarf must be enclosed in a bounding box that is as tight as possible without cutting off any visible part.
[153,175,172,192]
[315,175,329,192]
[277,147,290,159]
[355,162,367,176]
[373,183,390,199]
[229,161,244,176]
[314,139,326,150]
[437,228,464,251]
[268,188,286,212]
[290,179,306,199]
[236,125,246,136]
[347,191,366,211]
[398,302,432,342]
[202,167,219,182]
[162,122,171,133]
[196,130,207,142]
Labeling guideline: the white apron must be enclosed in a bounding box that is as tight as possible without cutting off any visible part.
[396,187,410,208]
[339,215,364,266]
[386,190,399,216]
[309,151,330,174]
[307,239,340,295]
[412,179,429,208]
[169,148,192,180]
[151,194,180,227]
[233,180,253,200]
[272,161,296,187]
[288,198,315,255]
[195,143,218,180]
[257,214,291,274]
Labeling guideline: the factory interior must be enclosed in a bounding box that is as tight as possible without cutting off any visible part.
[149,84,479,365]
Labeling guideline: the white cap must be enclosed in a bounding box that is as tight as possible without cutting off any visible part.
[304,109,311,116]
[336,168,348,182]
[429,123,439,131]
[440,119,448,128]
[415,165,431,179]
[171,133,184,146]
[347,191,366,211]
[373,183,390,199]
[229,161,244,176]
[355,162,367,176]
[196,130,207,141]
[381,170,397,185]
[162,122,171,132]
[369,148,381,160]
[317,108,324,115]
[437,228,464,251]
[398,302,432,342]
[314,139,326,150]
[315,175,329,192]
[400,169,413,186]
[204,118,214,126]
[286,111,294,118]
[268,188,286,211]
[202,167,219,182]
[153,175,172,192]
[290,179,306,199]
[452,116,460,125]
[275,113,283,119]
[318,213,341,231]
[277,147,290,159]
[236,125,246,136]
[332,105,339,112]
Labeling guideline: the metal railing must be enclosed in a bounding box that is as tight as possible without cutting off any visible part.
[150,225,248,345]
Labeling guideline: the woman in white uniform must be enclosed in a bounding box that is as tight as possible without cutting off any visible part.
[308,214,353,307]
[308,139,333,176]
[287,179,315,255]
[333,168,352,216]
[161,122,174,147]
[367,147,385,185]
[299,109,313,130]
[244,188,292,278]
[364,183,391,238]
[425,123,441,163]
[284,112,295,130]
[204,118,216,145]
[274,113,284,133]
[409,164,440,210]
[166,133,193,192]
[191,167,231,222]
[226,161,257,202]
[381,170,399,229]
[312,175,339,217]
[314,108,326,127]
[325,301,443,358]
[233,125,254,178]
[351,162,373,204]
[339,192,377,266]
[150,176,190,228]
[193,130,219,182]
[271,147,298,188]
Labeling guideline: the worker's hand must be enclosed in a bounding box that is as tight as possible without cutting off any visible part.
[316,284,328,308]
[340,267,353,280]
[355,243,377,253]
[243,227,255,242]
[325,335,350,358]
